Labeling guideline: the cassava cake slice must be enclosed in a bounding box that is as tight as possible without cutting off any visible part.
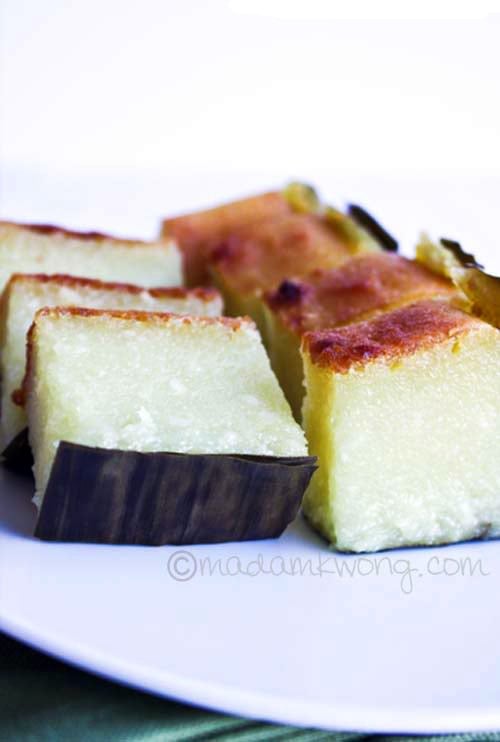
[20,308,314,544]
[0,274,222,451]
[301,299,500,552]
[0,221,182,293]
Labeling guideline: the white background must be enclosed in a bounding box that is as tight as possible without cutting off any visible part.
[0,1,499,267]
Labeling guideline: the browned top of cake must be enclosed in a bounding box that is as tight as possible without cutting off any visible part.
[0,220,164,247]
[266,254,455,335]
[29,305,249,330]
[210,212,354,295]
[162,191,288,245]
[302,300,477,373]
[162,191,290,285]
[5,273,220,303]
[14,307,254,408]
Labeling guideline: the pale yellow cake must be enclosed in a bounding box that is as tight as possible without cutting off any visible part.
[0,274,222,450]
[21,308,308,508]
[301,300,500,552]
[0,221,182,292]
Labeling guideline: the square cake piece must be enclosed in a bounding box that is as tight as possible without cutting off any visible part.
[0,221,182,292]
[0,274,222,450]
[263,253,456,418]
[22,309,308,511]
[301,300,500,552]
[162,190,290,286]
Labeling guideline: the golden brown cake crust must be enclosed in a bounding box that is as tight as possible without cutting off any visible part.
[26,305,247,326]
[14,307,253,408]
[161,191,289,285]
[266,254,456,334]
[5,273,220,302]
[210,213,353,295]
[0,220,165,247]
[162,191,287,243]
[303,300,479,373]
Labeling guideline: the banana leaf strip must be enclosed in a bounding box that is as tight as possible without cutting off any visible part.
[35,443,318,545]
[347,204,399,252]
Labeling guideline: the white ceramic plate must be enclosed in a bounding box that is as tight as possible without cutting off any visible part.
[2,465,500,735]
[1,172,499,734]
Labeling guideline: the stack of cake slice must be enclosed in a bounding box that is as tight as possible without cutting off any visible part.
[0,221,182,467]
[161,187,500,552]
[0,210,315,546]
[2,184,498,552]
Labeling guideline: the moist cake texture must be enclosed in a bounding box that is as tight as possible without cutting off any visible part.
[23,308,307,507]
[0,274,222,450]
[301,300,500,552]
[0,221,182,292]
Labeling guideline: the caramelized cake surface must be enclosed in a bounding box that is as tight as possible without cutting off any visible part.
[210,212,356,297]
[209,211,375,341]
[162,188,385,343]
[162,191,289,285]
[301,300,500,552]
[264,256,455,419]
[266,254,455,335]
[0,222,153,243]
[303,299,474,372]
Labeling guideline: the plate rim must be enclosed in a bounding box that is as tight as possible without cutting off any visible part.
[2,609,500,735]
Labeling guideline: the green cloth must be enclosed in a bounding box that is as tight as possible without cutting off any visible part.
[1,632,499,742]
